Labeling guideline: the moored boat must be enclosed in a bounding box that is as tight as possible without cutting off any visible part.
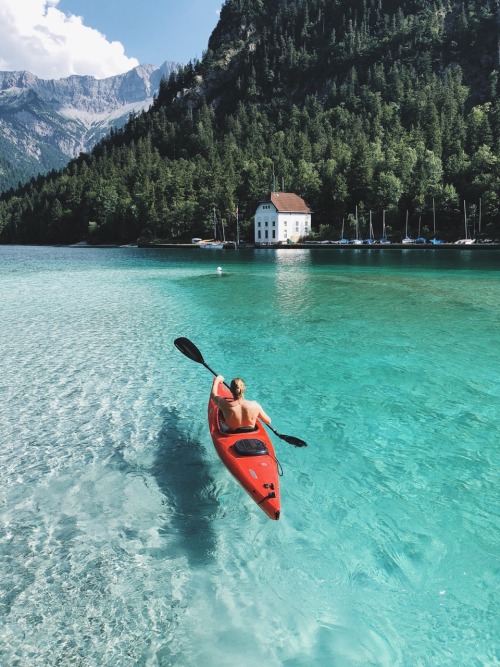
[199,241,224,249]
[208,382,281,520]
[198,208,225,248]
[456,201,475,244]
[402,210,415,243]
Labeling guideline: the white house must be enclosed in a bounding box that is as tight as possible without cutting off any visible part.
[254,192,312,244]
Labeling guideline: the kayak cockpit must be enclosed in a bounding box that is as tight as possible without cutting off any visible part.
[233,438,269,456]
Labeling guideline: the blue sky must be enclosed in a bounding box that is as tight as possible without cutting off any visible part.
[57,0,222,65]
[0,0,222,79]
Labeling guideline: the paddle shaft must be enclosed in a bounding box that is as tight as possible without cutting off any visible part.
[173,337,307,447]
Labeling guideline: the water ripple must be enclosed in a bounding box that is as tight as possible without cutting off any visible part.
[0,246,498,666]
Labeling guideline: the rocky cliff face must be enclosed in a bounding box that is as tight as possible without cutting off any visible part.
[0,62,179,192]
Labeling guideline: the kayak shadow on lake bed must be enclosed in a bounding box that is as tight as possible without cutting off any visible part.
[152,406,219,568]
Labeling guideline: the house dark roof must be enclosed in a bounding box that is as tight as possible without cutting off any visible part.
[265,192,312,213]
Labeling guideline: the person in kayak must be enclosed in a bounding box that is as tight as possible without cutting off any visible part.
[211,375,271,432]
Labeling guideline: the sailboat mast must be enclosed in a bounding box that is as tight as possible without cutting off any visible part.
[236,203,240,246]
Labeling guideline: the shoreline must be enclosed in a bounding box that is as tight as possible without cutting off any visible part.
[136,241,500,250]
[4,241,496,250]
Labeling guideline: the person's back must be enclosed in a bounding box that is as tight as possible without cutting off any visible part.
[221,396,263,431]
[211,375,271,431]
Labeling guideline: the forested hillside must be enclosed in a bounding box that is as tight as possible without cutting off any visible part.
[1,0,500,244]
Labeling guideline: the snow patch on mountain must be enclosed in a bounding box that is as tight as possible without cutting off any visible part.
[58,98,154,126]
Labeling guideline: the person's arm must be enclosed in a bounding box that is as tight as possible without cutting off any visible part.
[211,375,225,408]
[257,403,271,425]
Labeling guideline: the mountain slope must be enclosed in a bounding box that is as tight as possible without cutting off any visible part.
[0,62,180,192]
[1,0,499,244]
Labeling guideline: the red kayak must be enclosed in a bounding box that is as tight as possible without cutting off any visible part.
[208,382,281,520]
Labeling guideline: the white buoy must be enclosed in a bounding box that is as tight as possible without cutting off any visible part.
[217,266,222,274]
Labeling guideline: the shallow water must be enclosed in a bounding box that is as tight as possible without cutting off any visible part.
[0,246,498,666]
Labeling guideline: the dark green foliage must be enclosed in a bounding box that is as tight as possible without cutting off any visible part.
[1,0,500,243]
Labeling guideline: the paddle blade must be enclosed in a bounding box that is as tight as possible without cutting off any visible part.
[174,337,205,364]
[275,431,308,447]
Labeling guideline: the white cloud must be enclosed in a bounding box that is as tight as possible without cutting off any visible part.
[0,0,139,79]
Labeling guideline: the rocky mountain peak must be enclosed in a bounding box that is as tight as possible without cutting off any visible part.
[0,61,181,191]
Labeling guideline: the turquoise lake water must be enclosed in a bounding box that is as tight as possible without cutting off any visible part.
[0,245,498,666]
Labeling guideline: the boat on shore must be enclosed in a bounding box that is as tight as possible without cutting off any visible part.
[455,201,476,244]
[363,211,375,243]
[208,382,281,520]
[198,209,225,248]
[402,210,415,243]
[378,210,391,243]
[199,240,224,249]
[350,206,363,243]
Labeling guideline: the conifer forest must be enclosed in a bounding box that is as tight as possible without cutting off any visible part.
[1,0,500,244]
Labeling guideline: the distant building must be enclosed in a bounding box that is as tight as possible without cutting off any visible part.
[254,192,312,244]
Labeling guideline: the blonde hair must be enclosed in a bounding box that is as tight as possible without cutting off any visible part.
[230,378,246,399]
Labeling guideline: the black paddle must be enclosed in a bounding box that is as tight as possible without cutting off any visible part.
[173,337,307,447]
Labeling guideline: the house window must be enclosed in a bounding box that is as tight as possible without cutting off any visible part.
[265,230,268,239]
[296,222,299,232]
[265,220,268,227]
[284,221,287,226]
[258,221,261,227]
[258,230,261,239]
[272,220,276,226]
[284,231,287,239]
[272,230,276,238]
